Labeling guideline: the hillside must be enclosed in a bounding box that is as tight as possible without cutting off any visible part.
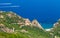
[50,19,60,38]
[0,11,57,38]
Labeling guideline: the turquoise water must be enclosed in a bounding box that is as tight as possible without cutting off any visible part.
[41,23,53,29]
[0,0,60,29]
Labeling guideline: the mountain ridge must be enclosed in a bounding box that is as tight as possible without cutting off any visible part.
[0,11,60,38]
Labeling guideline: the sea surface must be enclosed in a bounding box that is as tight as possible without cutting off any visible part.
[0,0,60,29]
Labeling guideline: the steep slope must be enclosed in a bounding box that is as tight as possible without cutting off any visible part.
[32,19,44,30]
[51,19,60,38]
[0,11,51,38]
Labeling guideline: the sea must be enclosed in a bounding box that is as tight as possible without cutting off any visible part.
[0,0,60,29]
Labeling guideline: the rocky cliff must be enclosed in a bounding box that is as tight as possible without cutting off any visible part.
[32,19,43,29]
[50,19,60,38]
[0,11,44,33]
[0,11,59,38]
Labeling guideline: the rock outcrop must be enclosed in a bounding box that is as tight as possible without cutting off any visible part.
[32,19,43,29]
[20,29,28,33]
[0,11,44,33]
[24,18,31,26]
[0,11,55,38]
[0,24,5,28]
[53,22,59,28]
[0,15,4,18]
[1,27,15,33]
[53,19,60,28]
[6,11,17,18]
[52,19,60,38]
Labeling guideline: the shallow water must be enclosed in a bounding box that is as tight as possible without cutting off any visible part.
[0,0,60,28]
[41,23,53,29]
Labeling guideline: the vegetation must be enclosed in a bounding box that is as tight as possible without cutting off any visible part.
[0,11,60,38]
[51,20,60,38]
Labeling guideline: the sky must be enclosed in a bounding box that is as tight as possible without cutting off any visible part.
[0,0,60,24]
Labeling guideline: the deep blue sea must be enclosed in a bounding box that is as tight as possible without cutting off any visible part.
[0,0,60,29]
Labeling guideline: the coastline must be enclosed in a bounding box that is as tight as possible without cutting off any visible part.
[45,28,53,31]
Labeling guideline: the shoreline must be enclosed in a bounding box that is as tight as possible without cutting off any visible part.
[45,28,53,31]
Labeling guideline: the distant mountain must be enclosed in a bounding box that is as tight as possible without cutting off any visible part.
[0,11,59,38]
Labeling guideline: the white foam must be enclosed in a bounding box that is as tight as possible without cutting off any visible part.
[45,29,51,31]
[45,28,53,31]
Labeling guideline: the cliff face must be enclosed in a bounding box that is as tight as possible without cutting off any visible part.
[0,11,60,38]
[51,19,60,38]
[0,11,44,33]
[32,19,43,29]
[24,19,43,29]
[0,11,51,38]
[24,18,31,26]
[53,19,60,28]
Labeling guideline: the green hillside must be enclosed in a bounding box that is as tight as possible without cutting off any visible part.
[0,26,51,38]
[51,19,60,38]
[0,11,59,38]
